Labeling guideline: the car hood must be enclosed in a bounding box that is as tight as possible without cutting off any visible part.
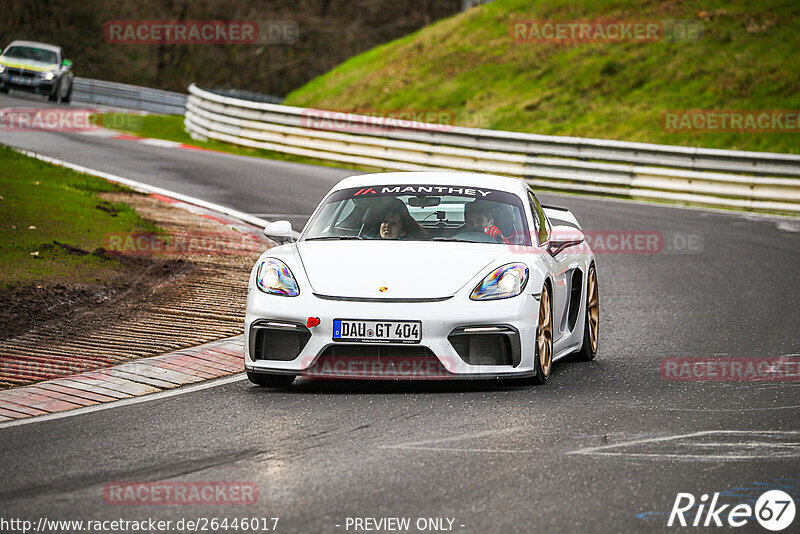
[296,241,503,299]
[0,57,58,72]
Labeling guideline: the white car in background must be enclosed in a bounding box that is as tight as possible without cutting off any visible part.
[245,172,599,387]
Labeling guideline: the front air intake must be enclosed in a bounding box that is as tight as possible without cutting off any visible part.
[448,326,521,367]
[567,269,583,332]
[250,321,311,361]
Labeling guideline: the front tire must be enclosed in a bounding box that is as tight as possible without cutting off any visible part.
[62,80,72,103]
[246,371,295,388]
[530,283,553,385]
[48,79,61,102]
[575,264,599,361]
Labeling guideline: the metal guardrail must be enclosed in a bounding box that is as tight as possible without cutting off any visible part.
[73,78,186,115]
[184,83,800,213]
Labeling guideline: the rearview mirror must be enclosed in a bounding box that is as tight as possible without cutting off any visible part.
[408,195,441,208]
[263,220,293,244]
[61,59,72,69]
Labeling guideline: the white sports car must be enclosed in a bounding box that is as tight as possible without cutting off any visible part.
[245,172,598,386]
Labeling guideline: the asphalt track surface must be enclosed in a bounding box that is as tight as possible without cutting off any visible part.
[1,92,799,533]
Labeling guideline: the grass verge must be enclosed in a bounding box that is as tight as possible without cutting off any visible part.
[285,0,800,155]
[0,145,160,289]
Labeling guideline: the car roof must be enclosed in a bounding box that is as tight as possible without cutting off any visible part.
[333,172,531,197]
[4,41,62,53]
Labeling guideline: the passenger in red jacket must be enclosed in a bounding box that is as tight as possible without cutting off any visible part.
[464,200,505,243]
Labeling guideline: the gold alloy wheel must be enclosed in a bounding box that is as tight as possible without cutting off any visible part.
[537,286,553,377]
[587,267,599,353]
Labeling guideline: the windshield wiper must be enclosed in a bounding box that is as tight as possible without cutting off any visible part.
[432,237,473,243]
[305,235,364,241]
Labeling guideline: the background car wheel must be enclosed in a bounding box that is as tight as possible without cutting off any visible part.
[246,371,295,388]
[574,264,599,361]
[48,80,61,102]
[530,283,553,385]
[62,81,72,103]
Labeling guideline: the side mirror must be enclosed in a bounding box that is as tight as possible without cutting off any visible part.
[61,59,72,70]
[263,220,293,244]
[546,225,585,256]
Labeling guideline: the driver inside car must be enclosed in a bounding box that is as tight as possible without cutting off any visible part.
[361,197,426,239]
[464,200,505,242]
[379,209,407,239]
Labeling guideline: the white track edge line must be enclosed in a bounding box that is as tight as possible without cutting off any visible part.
[0,374,248,429]
[567,430,800,455]
[11,147,271,229]
[11,144,794,224]
[0,147,276,429]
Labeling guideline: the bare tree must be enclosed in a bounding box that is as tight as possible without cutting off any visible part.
[0,0,462,95]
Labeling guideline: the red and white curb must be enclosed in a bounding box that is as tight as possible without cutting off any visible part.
[77,128,212,152]
[0,148,283,427]
[0,336,244,424]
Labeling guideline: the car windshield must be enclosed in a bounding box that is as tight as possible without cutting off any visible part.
[302,184,532,245]
[3,46,58,64]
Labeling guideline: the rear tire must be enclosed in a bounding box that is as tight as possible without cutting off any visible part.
[48,79,60,102]
[529,283,553,386]
[574,264,599,361]
[246,371,295,388]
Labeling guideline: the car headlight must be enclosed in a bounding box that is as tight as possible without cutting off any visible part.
[42,71,55,80]
[0,65,5,74]
[255,258,299,296]
[470,263,529,301]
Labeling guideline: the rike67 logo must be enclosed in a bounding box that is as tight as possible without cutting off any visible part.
[668,490,795,531]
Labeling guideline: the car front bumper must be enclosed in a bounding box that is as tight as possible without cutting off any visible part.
[0,73,56,94]
[245,289,541,380]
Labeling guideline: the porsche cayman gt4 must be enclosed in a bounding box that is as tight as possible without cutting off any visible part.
[245,172,598,386]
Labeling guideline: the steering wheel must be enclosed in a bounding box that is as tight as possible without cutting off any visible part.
[452,230,499,243]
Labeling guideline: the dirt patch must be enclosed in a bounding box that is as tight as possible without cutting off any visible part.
[0,252,192,342]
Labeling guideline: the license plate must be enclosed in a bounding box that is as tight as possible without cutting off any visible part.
[10,76,32,85]
[333,319,421,343]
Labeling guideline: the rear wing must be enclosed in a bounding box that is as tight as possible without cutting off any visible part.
[542,205,582,230]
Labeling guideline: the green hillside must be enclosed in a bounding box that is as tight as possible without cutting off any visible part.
[285,0,800,154]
